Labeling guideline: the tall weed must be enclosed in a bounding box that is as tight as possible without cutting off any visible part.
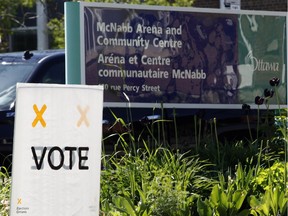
[0,166,10,216]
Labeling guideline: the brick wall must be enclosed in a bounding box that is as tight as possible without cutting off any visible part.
[193,0,287,11]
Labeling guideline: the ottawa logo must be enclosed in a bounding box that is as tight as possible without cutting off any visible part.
[246,51,279,72]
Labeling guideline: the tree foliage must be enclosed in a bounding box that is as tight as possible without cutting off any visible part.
[0,0,36,52]
[47,17,65,49]
[0,1,19,52]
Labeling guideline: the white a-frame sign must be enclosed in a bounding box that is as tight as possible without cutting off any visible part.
[10,83,103,216]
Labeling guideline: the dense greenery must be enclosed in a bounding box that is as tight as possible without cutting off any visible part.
[99,135,287,215]
[102,81,288,215]
[1,78,287,215]
[0,0,33,52]
[0,130,287,215]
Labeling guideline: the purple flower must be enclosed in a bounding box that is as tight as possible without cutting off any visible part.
[242,104,251,115]
[269,77,280,86]
[255,96,264,105]
[264,88,274,98]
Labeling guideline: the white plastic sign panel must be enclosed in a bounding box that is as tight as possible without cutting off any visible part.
[10,83,103,216]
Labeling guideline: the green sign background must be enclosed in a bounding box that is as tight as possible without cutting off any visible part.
[237,14,287,105]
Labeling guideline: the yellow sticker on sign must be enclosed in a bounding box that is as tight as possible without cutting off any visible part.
[32,104,47,128]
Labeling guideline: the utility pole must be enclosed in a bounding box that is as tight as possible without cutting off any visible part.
[37,0,49,50]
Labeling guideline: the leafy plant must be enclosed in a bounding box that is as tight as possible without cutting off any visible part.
[100,123,216,215]
[248,186,288,216]
[197,184,249,216]
[0,166,10,216]
[47,17,65,49]
[250,161,287,193]
[197,163,256,216]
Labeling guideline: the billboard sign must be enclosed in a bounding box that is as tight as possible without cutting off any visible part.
[65,2,287,108]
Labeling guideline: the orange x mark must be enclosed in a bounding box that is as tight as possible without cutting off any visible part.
[77,105,90,127]
[77,105,89,127]
[32,104,47,128]
[17,198,22,205]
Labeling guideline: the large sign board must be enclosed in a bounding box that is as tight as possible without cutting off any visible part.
[65,2,287,109]
[10,83,103,216]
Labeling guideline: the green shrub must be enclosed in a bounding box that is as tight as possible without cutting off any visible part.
[0,166,10,216]
[197,163,256,216]
[250,161,287,194]
[100,143,216,215]
[248,186,288,216]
